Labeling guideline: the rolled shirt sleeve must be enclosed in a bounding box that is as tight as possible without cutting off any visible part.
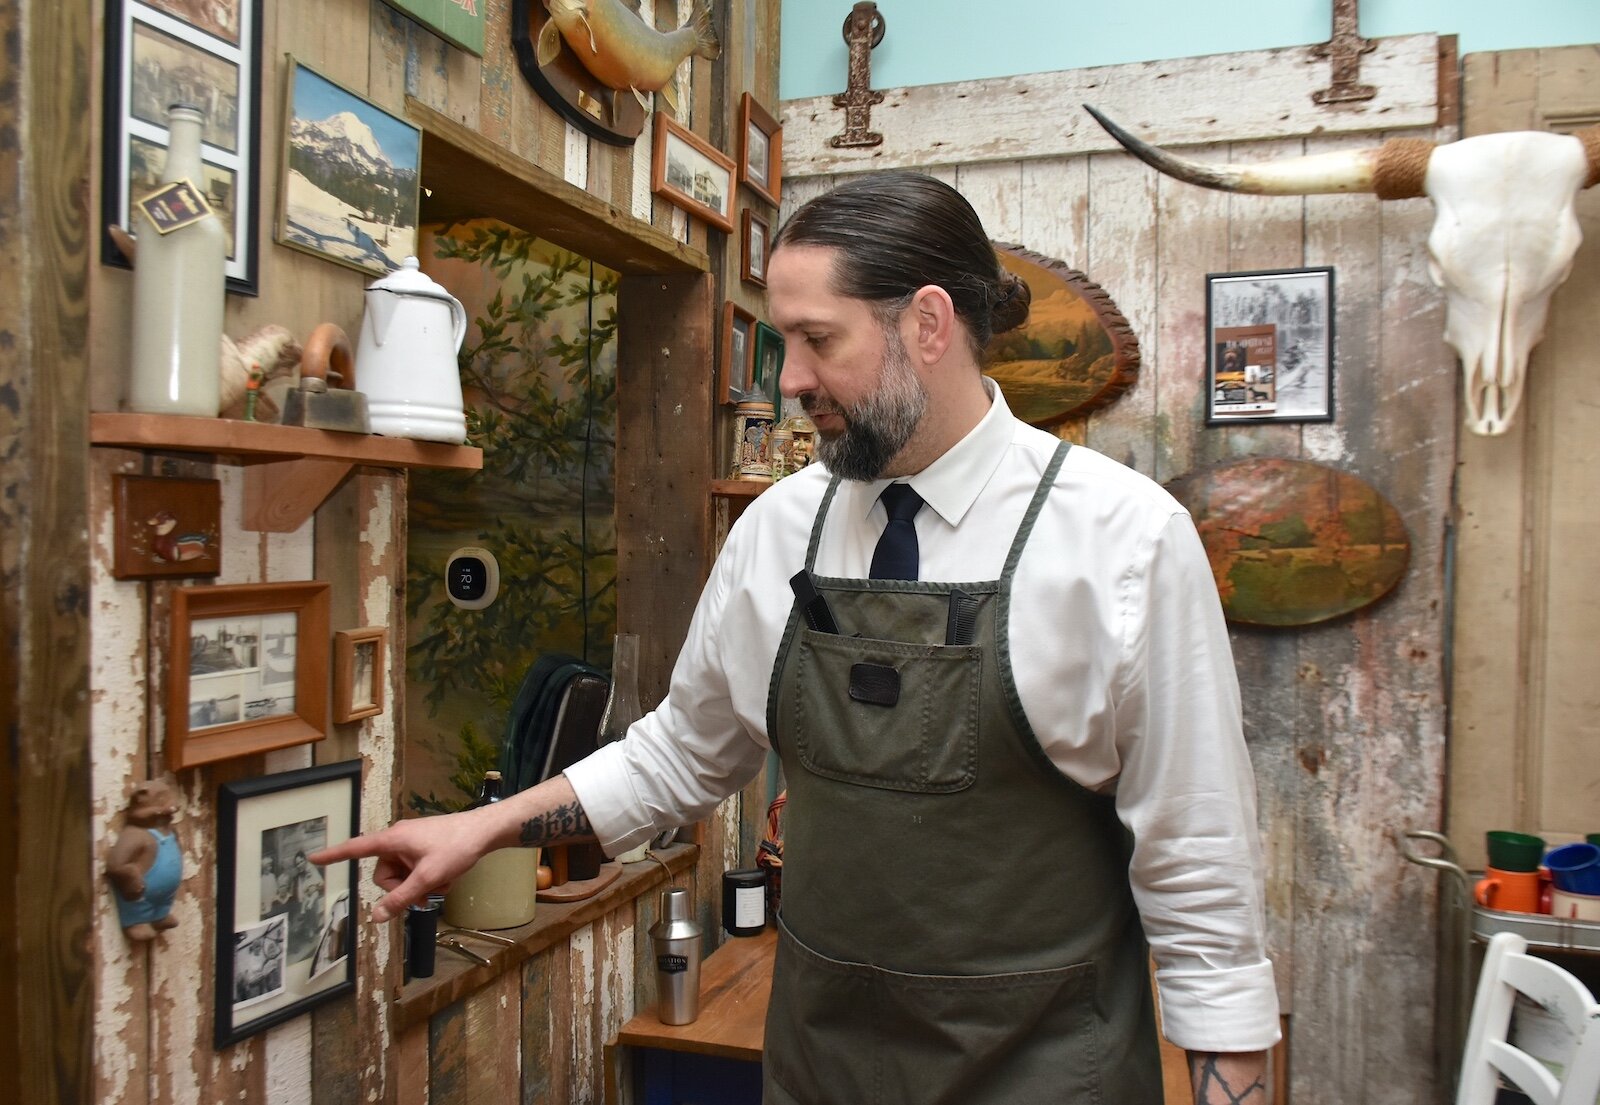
[1114,512,1282,1052]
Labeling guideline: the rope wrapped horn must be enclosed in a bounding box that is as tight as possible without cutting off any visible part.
[1575,124,1600,190]
[1371,138,1436,200]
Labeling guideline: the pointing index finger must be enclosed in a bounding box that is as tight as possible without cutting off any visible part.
[308,834,381,866]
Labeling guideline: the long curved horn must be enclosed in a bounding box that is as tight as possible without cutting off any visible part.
[1082,104,1436,200]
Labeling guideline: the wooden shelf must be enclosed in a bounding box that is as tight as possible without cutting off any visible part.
[91,412,482,532]
[710,479,769,500]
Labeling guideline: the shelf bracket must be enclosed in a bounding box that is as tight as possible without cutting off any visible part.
[244,457,356,532]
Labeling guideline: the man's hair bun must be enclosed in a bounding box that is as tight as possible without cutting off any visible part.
[991,272,1032,335]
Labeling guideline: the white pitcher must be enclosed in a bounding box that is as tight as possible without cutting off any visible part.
[354,257,469,443]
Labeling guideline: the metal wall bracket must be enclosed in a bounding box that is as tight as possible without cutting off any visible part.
[830,2,887,149]
[1311,0,1377,106]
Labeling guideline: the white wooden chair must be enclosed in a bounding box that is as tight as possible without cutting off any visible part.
[1457,931,1600,1105]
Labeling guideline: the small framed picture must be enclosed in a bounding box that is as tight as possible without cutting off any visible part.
[1205,267,1335,424]
[650,111,735,233]
[721,301,757,406]
[168,581,330,771]
[276,56,421,276]
[100,0,263,292]
[332,627,385,724]
[216,759,359,1047]
[741,209,770,288]
[753,321,785,412]
[112,474,221,580]
[738,93,782,208]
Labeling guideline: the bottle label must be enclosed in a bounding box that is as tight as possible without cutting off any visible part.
[657,954,689,974]
[735,886,764,929]
[136,179,214,235]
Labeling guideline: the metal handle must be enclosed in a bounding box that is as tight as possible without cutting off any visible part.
[1398,829,1469,892]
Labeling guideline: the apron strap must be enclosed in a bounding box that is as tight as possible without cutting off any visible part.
[805,475,845,572]
[1001,440,1071,582]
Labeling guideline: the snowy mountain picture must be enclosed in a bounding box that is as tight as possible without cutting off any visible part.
[278,61,421,275]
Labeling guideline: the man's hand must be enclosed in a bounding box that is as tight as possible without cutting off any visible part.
[309,776,592,922]
[1188,1050,1268,1104]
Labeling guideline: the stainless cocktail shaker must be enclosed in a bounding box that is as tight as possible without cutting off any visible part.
[648,887,702,1025]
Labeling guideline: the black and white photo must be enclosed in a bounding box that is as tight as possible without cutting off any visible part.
[651,112,735,233]
[231,915,288,1009]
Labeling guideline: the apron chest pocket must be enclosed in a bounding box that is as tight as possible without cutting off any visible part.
[791,629,981,793]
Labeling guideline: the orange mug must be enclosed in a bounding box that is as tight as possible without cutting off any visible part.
[1476,867,1542,913]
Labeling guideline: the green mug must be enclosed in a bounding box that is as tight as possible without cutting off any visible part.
[1486,830,1545,873]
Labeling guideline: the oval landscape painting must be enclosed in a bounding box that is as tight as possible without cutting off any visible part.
[984,244,1140,427]
[1165,458,1410,627]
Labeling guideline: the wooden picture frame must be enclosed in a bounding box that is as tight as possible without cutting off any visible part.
[112,474,222,579]
[650,112,735,233]
[741,209,770,288]
[276,56,421,276]
[721,301,757,406]
[216,759,359,1047]
[753,321,785,411]
[332,627,385,723]
[100,0,263,293]
[1205,267,1335,425]
[168,581,330,771]
[738,92,782,208]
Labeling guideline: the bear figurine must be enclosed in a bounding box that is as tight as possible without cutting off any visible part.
[106,780,183,941]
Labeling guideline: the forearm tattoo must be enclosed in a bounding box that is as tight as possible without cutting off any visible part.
[1190,1054,1266,1105]
[519,801,593,848]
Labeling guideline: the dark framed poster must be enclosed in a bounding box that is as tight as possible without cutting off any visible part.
[1205,267,1334,424]
[101,0,263,295]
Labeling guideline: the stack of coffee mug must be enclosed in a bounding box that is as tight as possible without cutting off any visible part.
[1476,830,1600,919]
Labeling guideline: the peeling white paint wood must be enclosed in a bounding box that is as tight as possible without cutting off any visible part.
[779,35,1442,176]
[565,122,589,189]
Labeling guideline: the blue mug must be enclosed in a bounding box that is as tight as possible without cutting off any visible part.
[1544,843,1600,895]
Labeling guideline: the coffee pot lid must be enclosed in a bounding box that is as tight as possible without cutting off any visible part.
[366,256,456,302]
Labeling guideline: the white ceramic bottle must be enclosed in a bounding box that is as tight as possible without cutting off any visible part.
[127,103,226,416]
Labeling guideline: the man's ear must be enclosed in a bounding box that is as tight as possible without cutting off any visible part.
[906,285,956,364]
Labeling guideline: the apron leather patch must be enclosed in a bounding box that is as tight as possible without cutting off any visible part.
[848,662,900,707]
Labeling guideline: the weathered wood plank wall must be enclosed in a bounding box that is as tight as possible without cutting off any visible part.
[1449,48,1600,864]
[68,0,778,1100]
[781,36,1457,1104]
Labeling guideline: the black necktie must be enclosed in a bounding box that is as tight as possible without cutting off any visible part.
[870,484,925,580]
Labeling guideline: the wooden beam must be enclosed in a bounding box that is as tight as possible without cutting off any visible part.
[406,97,710,276]
[0,0,94,1097]
[615,272,717,707]
[781,33,1442,176]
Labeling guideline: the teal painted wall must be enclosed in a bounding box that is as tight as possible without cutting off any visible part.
[779,0,1600,100]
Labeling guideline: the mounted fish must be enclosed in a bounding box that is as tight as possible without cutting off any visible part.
[536,0,720,120]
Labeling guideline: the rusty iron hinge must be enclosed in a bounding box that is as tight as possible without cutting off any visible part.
[830,2,887,149]
[1311,0,1377,105]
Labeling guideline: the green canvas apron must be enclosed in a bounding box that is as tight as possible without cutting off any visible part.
[762,441,1161,1105]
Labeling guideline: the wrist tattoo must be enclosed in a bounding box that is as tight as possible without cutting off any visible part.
[519,801,593,848]
[1191,1054,1266,1105]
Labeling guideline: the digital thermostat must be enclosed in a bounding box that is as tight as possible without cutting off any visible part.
[445,546,499,610]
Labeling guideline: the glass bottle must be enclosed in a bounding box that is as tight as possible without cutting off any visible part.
[127,102,226,417]
[600,634,650,861]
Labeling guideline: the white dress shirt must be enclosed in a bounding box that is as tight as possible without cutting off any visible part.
[565,380,1281,1053]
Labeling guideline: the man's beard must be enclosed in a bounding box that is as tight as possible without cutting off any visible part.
[804,330,928,482]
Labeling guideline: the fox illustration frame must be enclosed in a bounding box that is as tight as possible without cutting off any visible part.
[274,56,421,277]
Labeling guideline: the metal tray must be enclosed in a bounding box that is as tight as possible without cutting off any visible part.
[1472,905,1600,955]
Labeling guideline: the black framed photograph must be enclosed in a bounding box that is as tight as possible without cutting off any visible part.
[1206,267,1334,424]
[753,321,785,412]
[101,0,263,294]
[276,56,422,276]
[216,759,360,1048]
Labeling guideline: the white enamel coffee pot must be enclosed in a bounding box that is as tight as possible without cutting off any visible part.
[354,257,469,443]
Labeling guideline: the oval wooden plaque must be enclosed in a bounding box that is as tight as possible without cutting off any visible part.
[984,242,1141,427]
[1164,458,1410,627]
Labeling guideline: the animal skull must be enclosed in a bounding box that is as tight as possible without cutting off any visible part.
[1084,106,1600,436]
